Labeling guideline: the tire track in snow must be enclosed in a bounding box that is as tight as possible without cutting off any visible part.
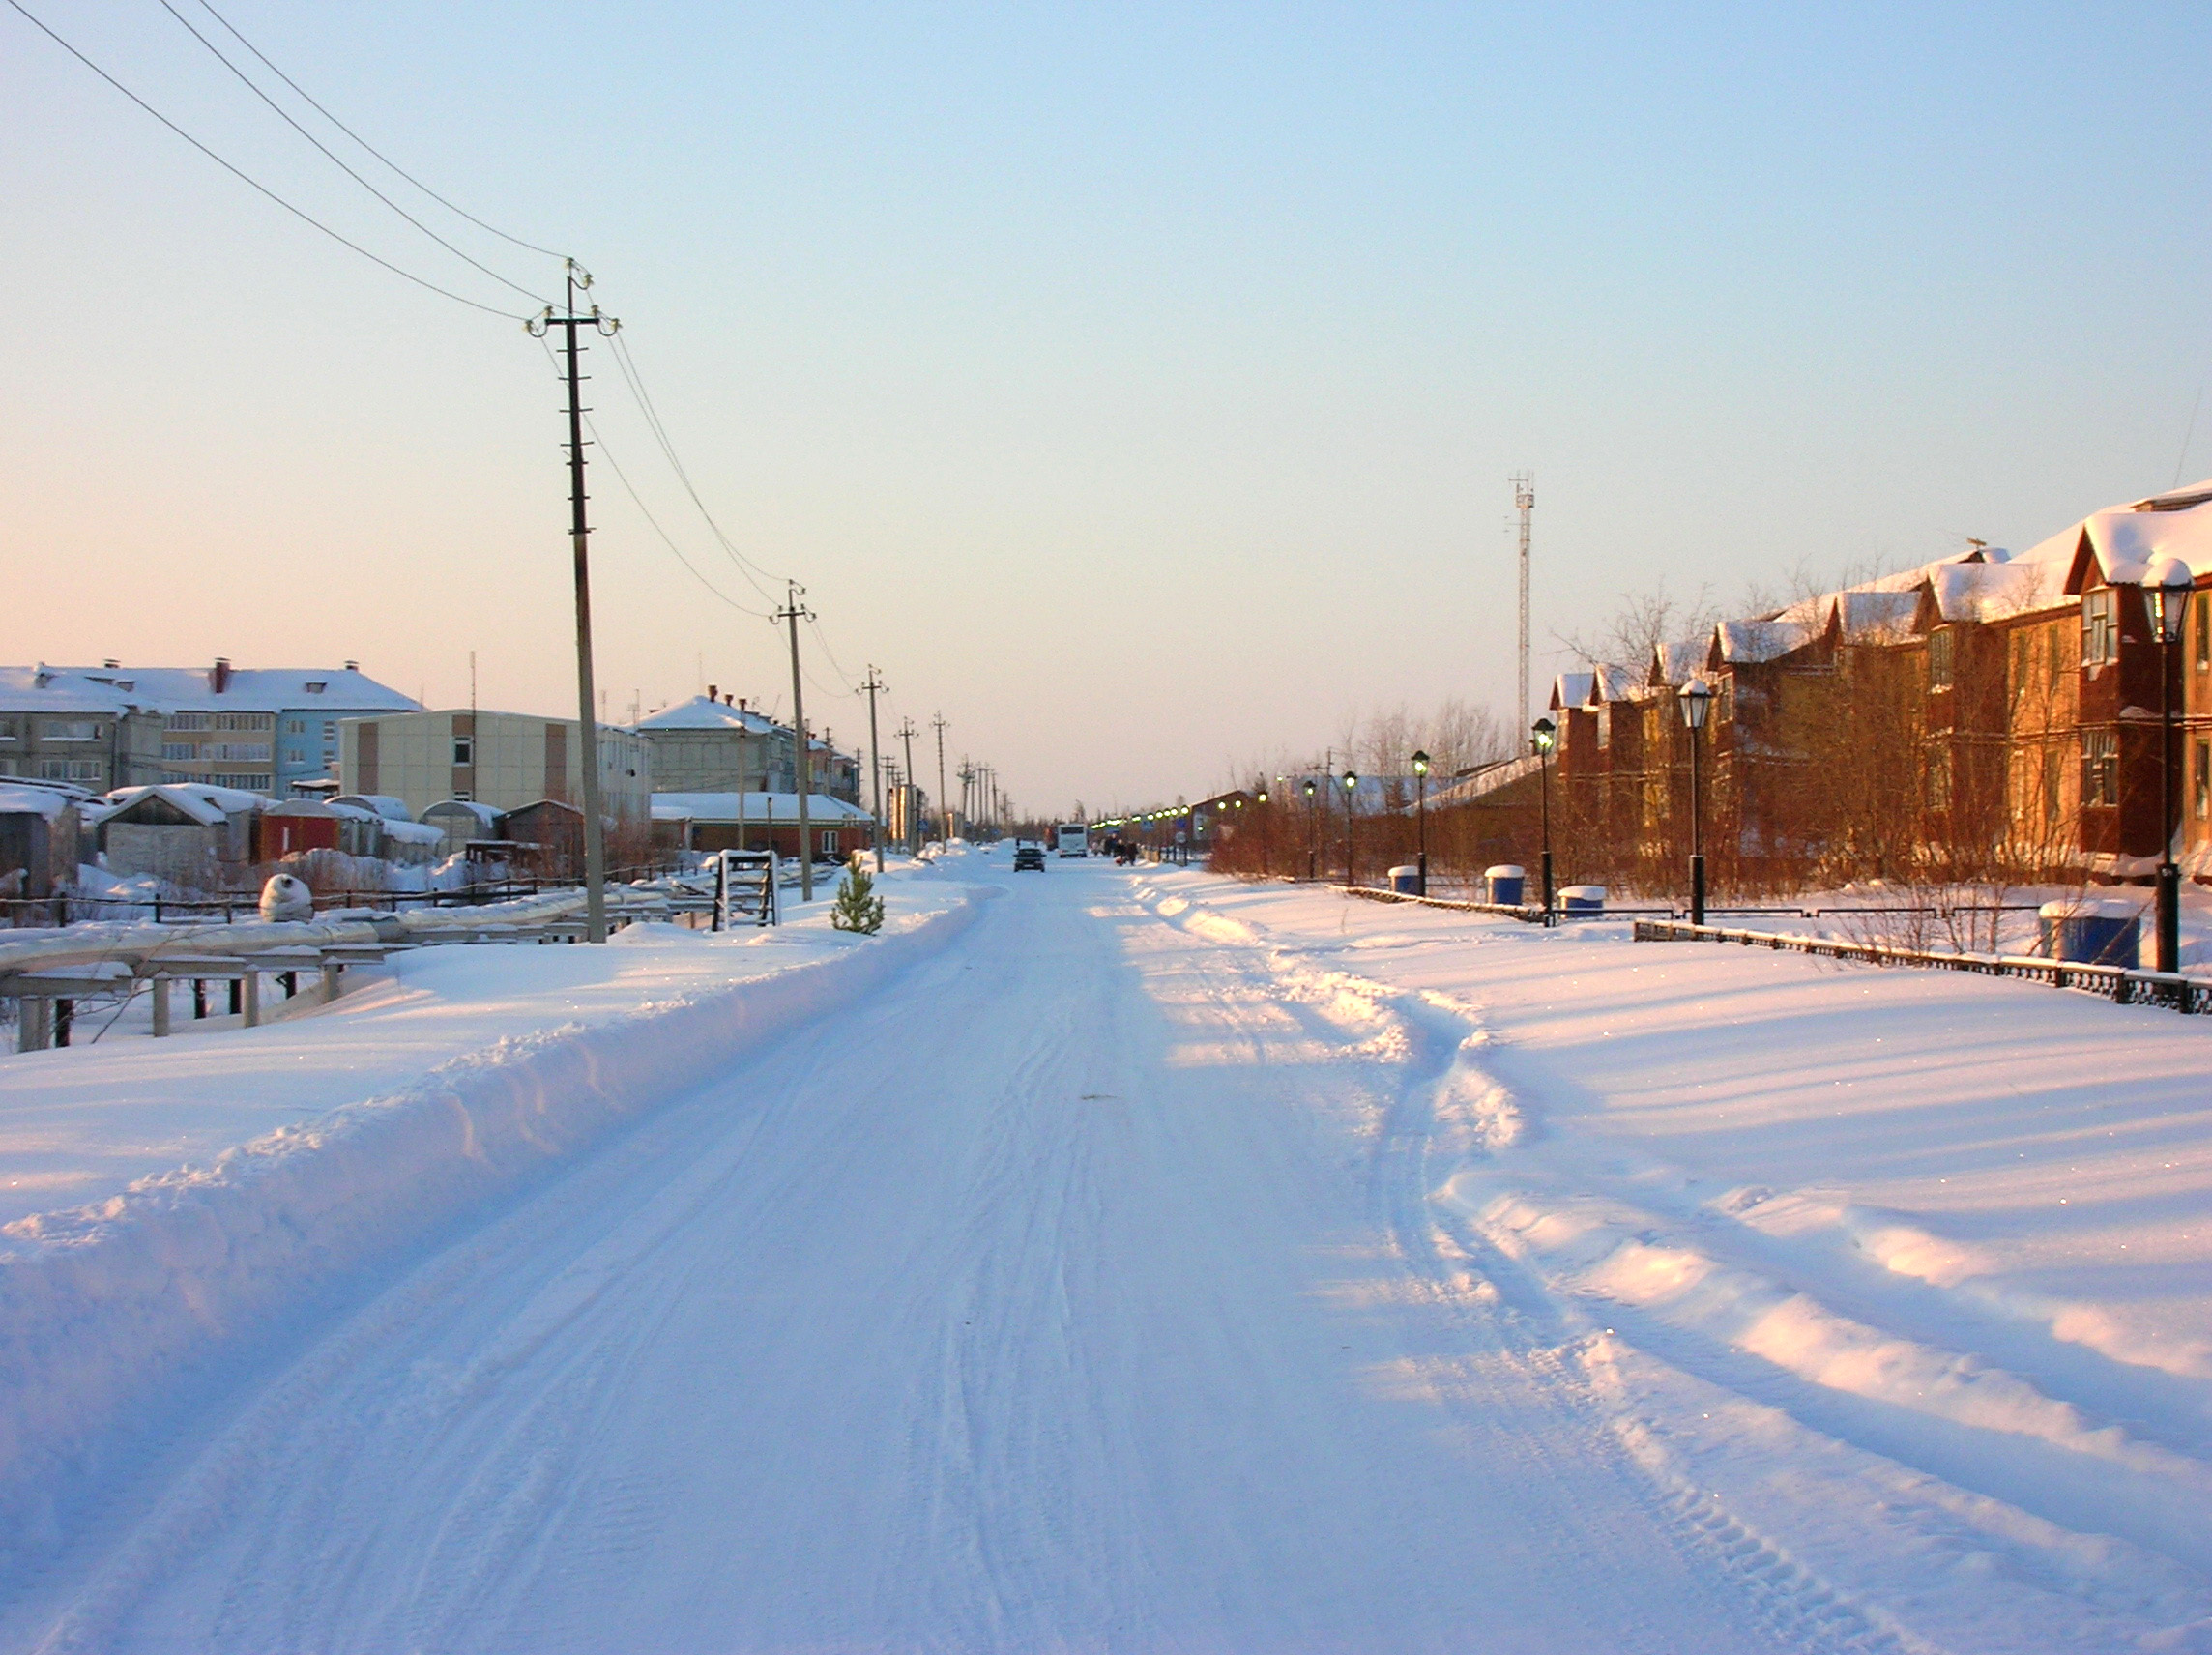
[1134,879,1909,1654]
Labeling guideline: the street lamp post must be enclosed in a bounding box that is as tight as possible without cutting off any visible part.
[2144,555,2194,974]
[1411,750,1431,896]
[1530,718,1556,919]
[1677,677,1713,927]
[1302,777,1319,881]
[1342,769,1359,887]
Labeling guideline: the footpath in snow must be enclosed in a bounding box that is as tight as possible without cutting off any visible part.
[0,855,2208,1652]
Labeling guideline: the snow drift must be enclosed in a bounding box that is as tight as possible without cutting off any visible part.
[0,889,983,1545]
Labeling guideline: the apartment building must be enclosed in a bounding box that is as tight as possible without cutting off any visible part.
[340,709,653,825]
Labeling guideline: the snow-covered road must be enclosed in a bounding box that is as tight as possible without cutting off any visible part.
[16,860,1777,1653]
[11,853,2212,1652]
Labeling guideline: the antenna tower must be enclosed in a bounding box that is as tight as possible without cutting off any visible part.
[1511,472,1534,740]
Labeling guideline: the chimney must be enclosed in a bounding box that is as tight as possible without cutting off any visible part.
[102,658,120,670]
[708,684,717,703]
[738,697,747,711]
[211,657,232,694]
[343,659,359,671]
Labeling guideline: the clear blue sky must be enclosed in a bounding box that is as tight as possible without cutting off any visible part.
[4,1,2207,813]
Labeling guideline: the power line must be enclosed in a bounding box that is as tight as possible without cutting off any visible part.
[4,0,526,320]
[604,328,786,600]
[189,0,567,260]
[157,0,553,307]
[531,338,772,616]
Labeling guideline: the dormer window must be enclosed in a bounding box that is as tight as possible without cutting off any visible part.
[304,682,327,694]
[2082,590,2117,665]
[1928,628,1955,690]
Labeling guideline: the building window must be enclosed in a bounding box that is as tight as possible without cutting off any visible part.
[2047,624,2064,685]
[2042,744,2063,826]
[162,742,196,761]
[453,737,474,766]
[1594,706,1611,750]
[205,742,272,762]
[38,759,102,781]
[2082,590,2117,665]
[285,718,306,735]
[1928,628,1955,690]
[821,831,839,856]
[451,788,473,801]
[0,718,16,741]
[1927,747,1953,811]
[2082,729,2118,806]
[209,772,270,791]
[2197,740,2210,820]
[2197,593,2211,672]
[41,719,99,742]
[1717,677,1734,721]
[213,712,270,733]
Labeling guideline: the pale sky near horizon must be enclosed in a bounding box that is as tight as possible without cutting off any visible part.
[4,2,2208,815]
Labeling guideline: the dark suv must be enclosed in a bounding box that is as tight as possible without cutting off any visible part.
[1012,844,1046,872]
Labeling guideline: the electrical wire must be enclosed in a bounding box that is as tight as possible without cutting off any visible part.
[533,337,771,616]
[5,0,527,319]
[189,0,567,260]
[157,0,554,306]
[604,329,786,601]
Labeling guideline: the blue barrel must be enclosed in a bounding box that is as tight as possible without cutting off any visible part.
[1485,864,1526,905]
[1388,865,1421,895]
[2039,900,2140,969]
[1559,884,1607,916]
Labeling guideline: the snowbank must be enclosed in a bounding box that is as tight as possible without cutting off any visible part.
[0,883,986,1544]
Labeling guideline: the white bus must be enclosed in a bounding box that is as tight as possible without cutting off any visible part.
[1055,824,1089,857]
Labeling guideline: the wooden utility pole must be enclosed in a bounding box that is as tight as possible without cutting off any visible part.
[527,261,618,941]
[774,582,817,901]
[931,712,949,847]
[894,718,919,855]
[860,666,888,873]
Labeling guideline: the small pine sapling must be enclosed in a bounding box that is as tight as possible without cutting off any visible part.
[830,852,886,934]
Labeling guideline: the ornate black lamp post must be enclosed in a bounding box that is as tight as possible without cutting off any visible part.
[1342,769,1359,887]
[1411,749,1431,896]
[1529,718,1556,917]
[1677,677,1713,926]
[2144,555,2194,973]
[1302,777,1318,881]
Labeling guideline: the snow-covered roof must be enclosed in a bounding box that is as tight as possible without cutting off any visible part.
[1925,561,2070,624]
[1652,638,1709,685]
[56,663,418,714]
[0,666,146,713]
[1587,663,1644,703]
[1716,617,1822,665]
[1550,671,1593,711]
[422,799,503,828]
[2016,477,2212,586]
[653,791,875,824]
[331,794,416,822]
[1830,589,1922,643]
[90,783,256,828]
[0,782,77,820]
[635,696,785,735]
[1425,754,1541,809]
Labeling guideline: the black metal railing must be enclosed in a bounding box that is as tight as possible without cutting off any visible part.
[1632,918,2212,1015]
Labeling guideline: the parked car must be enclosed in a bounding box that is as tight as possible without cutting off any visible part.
[1013,844,1046,872]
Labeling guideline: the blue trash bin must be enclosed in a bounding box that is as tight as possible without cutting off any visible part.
[1559,884,1607,916]
[1485,864,1526,905]
[1388,864,1421,895]
[2038,899,2141,969]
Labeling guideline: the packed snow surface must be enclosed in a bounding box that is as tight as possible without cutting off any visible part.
[2,854,2209,1651]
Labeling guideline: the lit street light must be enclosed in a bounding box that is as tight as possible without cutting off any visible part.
[1529,718,1556,918]
[1677,677,1713,927]
[1302,777,1319,881]
[1411,749,1431,896]
[2144,554,2195,974]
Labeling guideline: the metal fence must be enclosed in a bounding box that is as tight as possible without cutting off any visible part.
[1632,918,2212,1015]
